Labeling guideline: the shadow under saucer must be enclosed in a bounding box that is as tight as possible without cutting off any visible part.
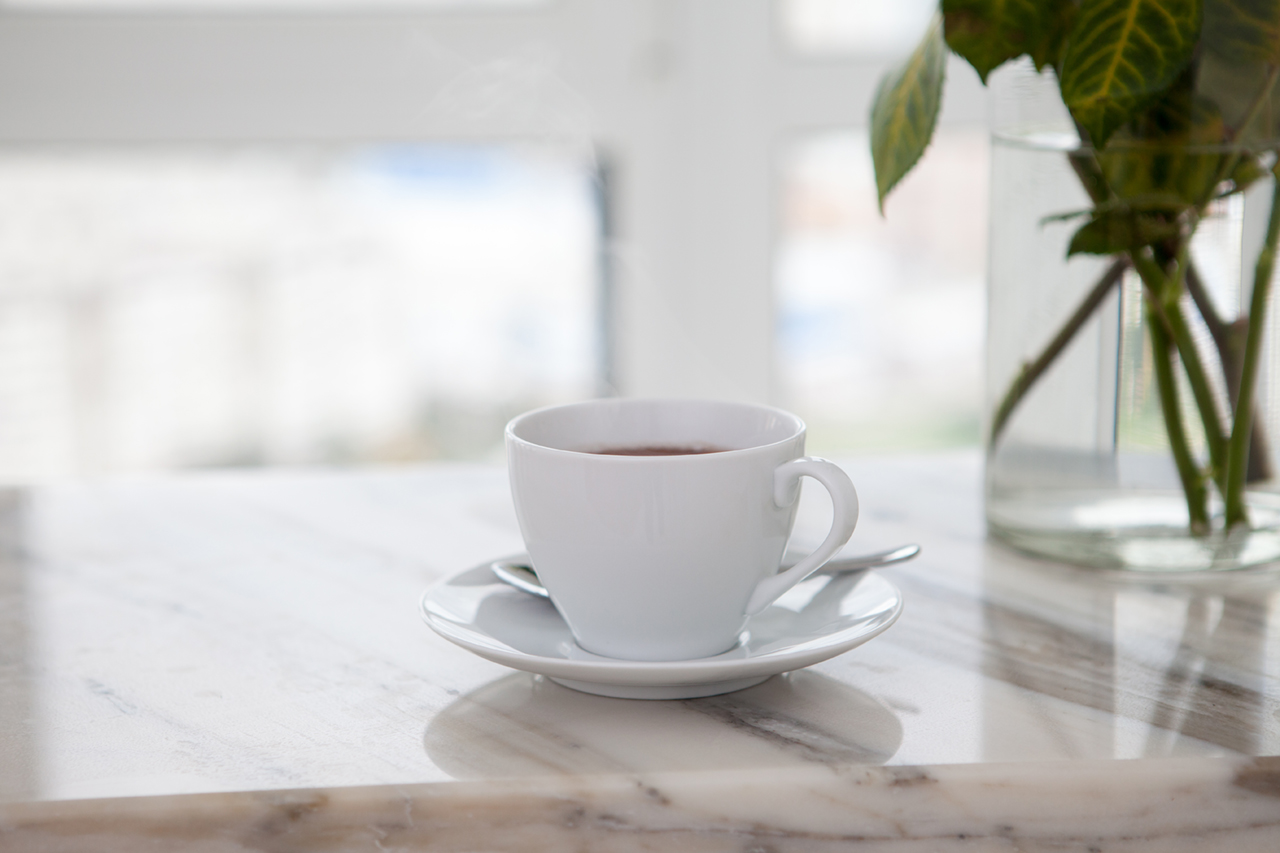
[423,669,903,779]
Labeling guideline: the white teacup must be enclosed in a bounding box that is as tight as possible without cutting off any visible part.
[505,398,859,661]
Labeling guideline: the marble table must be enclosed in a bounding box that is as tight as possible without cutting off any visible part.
[1,453,1278,850]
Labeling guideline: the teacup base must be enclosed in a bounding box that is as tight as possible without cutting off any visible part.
[548,674,771,700]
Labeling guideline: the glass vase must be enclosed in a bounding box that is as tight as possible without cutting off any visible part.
[984,66,1280,573]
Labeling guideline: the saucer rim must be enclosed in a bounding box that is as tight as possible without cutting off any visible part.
[419,557,903,687]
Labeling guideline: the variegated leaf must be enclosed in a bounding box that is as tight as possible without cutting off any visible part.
[871,15,947,210]
[1059,0,1202,147]
[943,0,1077,79]
[1099,67,1229,207]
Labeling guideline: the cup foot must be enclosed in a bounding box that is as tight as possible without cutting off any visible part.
[548,674,770,699]
[566,633,747,663]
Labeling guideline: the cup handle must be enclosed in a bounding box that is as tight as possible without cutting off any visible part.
[744,457,859,616]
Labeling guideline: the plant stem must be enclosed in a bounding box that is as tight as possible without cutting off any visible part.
[987,257,1129,451]
[1224,173,1280,528]
[1146,299,1211,534]
[1129,250,1230,493]
[1169,299,1230,491]
[1185,261,1273,482]
[1038,69,1280,537]
[1183,261,1232,359]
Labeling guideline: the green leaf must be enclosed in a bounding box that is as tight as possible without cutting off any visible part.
[871,15,947,211]
[1203,0,1280,64]
[1059,0,1202,148]
[1097,68,1229,208]
[1031,0,1082,71]
[1096,142,1226,211]
[1067,209,1182,255]
[942,0,1077,81]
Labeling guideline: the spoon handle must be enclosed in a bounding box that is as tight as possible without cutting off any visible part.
[801,543,921,574]
[491,543,920,599]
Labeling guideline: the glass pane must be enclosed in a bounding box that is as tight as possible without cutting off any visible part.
[776,128,989,453]
[0,145,600,481]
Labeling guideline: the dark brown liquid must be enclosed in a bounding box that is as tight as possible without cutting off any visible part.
[588,444,729,456]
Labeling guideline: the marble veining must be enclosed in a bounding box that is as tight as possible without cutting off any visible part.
[2,757,1278,851]
[0,453,1279,848]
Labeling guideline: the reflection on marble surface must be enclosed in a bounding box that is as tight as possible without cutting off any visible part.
[0,453,1278,847]
[424,670,902,777]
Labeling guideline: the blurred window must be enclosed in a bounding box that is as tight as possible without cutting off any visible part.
[0,1,991,480]
[775,0,989,454]
[0,145,600,479]
[777,129,988,452]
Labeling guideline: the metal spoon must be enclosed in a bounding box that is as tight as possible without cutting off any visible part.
[490,543,921,599]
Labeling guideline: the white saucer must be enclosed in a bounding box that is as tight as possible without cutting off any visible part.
[419,556,903,699]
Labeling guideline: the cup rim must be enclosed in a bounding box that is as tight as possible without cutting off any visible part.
[505,397,806,458]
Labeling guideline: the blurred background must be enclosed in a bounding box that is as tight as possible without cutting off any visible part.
[0,0,988,481]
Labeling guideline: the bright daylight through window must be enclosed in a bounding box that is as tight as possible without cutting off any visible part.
[777,129,988,452]
[0,146,600,479]
[776,0,988,453]
[0,0,989,482]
